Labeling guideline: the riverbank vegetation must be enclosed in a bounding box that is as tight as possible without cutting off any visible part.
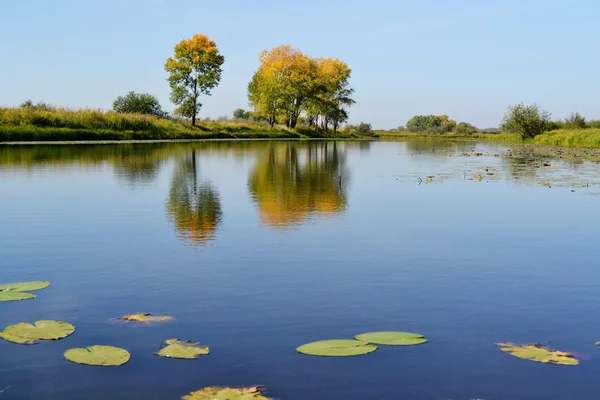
[377,104,600,148]
[0,104,373,142]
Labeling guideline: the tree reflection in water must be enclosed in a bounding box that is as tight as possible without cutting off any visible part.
[248,141,349,228]
[166,150,222,246]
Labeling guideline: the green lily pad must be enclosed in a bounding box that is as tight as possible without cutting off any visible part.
[0,291,36,302]
[4,320,75,340]
[296,339,377,357]
[0,281,50,292]
[64,345,130,367]
[156,338,210,359]
[354,331,428,346]
[0,331,37,345]
[182,386,271,400]
[497,342,578,365]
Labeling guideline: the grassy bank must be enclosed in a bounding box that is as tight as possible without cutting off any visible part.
[377,129,600,149]
[0,107,358,142]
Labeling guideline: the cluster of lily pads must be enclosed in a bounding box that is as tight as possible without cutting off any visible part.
[296,331,428,356]
[1,280,595,399]
[0,281,267,399]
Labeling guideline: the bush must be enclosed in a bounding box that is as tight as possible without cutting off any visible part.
[406,115,457,134]
[455,122,478,134]
[345,122,375,136]
[501,103,551,139]
[113,91,167,118]
[564,112,586,129]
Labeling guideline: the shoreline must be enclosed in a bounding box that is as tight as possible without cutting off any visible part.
[3,135,600,151]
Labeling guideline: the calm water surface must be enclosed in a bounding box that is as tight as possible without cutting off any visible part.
[1,140,599,400]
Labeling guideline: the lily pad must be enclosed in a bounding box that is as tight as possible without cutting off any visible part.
[182,386,271,400]
[0,291,36,302]
[497,342,578,365]
[354,331,428,346]
[4,320,75,340]
[0,331,37,345]
[64,345,130,367]
[119,313,174,323]
[296,339,377,357]
[0,281,50,292]
[156,338,210,360]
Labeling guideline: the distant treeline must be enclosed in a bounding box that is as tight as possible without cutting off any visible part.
[382,106,599,137]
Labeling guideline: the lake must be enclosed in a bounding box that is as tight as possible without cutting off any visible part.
[1,139,600,400]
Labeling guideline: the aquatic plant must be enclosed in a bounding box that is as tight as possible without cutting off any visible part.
[64,345,131,367]
[296,339,377,357]
[156,339,210,360]
[355,331,428,346]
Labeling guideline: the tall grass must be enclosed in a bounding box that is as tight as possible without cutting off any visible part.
[0,107,326,141]
[530,129,600,147]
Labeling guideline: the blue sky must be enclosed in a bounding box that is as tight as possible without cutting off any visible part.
[1,0,598,129]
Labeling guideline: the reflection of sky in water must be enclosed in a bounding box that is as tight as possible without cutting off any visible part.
[1,140,600,400]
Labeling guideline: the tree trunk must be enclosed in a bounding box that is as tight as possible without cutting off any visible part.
[191,79,198,126]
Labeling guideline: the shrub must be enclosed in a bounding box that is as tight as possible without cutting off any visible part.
[113,91,167,118]
[345,122,375,136]
[501,103,551,139]
[564,112,586,129]
[455,122,478,134]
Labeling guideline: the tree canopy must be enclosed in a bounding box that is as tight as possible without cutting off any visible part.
[247,45,354,131]
[406,115,457,134]
[165,34,225,126]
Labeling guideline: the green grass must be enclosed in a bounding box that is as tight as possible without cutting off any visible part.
[376,129,600,149]
[0,107,357,142]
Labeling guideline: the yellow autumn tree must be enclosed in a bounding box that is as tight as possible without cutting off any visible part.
[165,34,225,126]
[247,46,354,131]
[307,58,355,133]
[248,45,318,129]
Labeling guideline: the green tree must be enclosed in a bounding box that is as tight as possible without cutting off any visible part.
[233,108,247,119]
[501,103,551,139]
[406,115,457,133]
[165,34,225,126]
[113,91,166,117]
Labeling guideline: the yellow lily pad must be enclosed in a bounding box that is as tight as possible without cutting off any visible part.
[497,342,578,365]
[0,331,37,345]
[119,313,174,323]
[64,345,130,367]
[182,386,271,400]
[156,338,210,360]
[4,320,75,340]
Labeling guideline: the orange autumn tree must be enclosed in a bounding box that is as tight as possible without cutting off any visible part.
[247,46,354,130]
[165,34,225,126]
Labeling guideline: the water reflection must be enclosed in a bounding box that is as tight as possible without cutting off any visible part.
[248,142,349,228]
[166,151,223,246]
